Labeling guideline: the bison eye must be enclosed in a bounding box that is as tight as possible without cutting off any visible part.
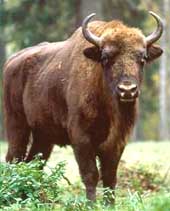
[101,45,119,66]
[101,53,109,65]
[136,54,147,66]
[140,58,146,66]
[136,50,147,66]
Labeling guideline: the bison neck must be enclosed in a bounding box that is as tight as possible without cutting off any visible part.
[115,100,137,141]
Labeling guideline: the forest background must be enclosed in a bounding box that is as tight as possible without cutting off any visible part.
[0,0,170,141]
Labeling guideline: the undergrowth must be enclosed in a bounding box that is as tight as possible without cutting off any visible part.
[0,155,66,207]
[0,155,169,211]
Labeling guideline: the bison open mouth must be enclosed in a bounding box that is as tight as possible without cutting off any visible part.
[119,98,136,102]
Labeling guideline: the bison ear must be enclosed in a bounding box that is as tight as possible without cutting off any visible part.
[146,44,163,63]
[83,46,101,62]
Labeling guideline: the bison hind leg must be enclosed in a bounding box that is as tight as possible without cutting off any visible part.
[5,114,31,163]
[26,129,54,162]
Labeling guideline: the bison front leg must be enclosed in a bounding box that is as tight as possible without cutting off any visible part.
[73,143,99,201]
[69,122,99,201]
[98,144,125,202]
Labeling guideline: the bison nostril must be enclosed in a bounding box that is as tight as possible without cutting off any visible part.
[131,92,137,97]
[130,86,138,92]
[117,86,126,93]
[120,92,125,97]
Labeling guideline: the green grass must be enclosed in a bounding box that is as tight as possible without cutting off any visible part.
[0,141,170,211]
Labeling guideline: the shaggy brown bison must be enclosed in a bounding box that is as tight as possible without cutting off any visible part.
[3,11,163,201]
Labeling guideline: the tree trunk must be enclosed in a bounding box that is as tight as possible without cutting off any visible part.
[159,0,169,140]
[74,0,103,30]
[0,0,6,139]
[75,0,82,28]
[80,0,103,20]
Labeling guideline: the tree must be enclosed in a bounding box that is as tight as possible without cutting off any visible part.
[0,0,168,140]
[159,0,170,139]
[0,0,6,138]
[5,0,76,50]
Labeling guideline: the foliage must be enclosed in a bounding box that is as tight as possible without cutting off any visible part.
[4,0,76,51]
[118,161,166,193]
[0,152,169,211]
[0,0,168,140]
[0,155,66,207]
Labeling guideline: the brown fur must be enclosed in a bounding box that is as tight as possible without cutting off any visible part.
[3,20,163,201]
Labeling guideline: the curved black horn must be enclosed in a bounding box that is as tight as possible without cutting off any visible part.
[146,11,164,46]
[82,13,101,47]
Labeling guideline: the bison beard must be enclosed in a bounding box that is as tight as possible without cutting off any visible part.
[3,11,163,201]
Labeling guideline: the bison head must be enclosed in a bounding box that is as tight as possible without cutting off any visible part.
[82,12,163,103]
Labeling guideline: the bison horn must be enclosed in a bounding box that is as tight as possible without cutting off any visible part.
[146,11,164,46]
[82,13,101,47]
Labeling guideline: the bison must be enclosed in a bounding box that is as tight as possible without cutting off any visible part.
[3,11,163,201]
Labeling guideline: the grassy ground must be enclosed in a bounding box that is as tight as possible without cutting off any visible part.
[0,141,170,211]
